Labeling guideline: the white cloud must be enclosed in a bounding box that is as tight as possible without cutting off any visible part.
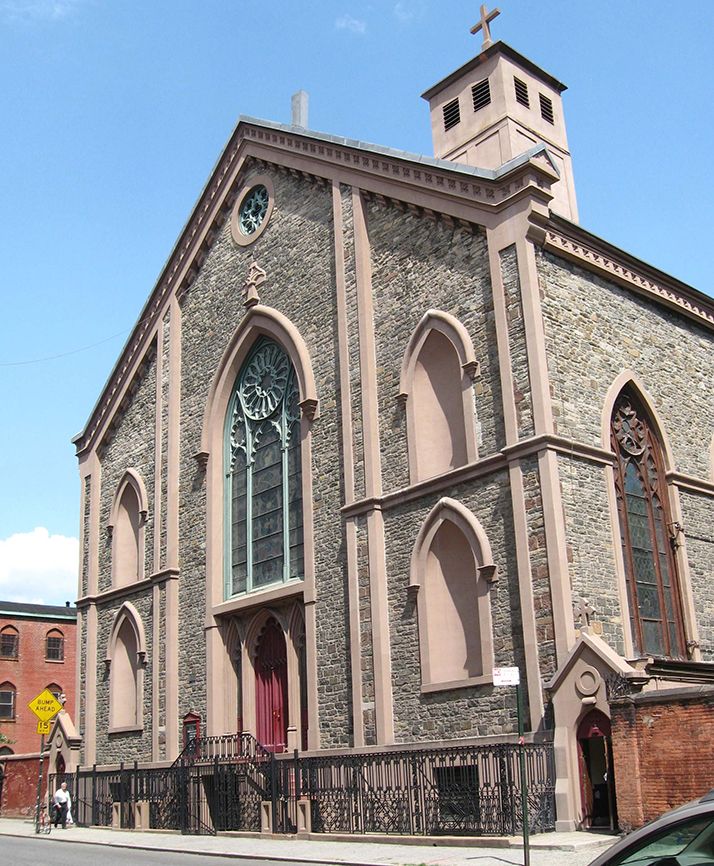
[393,1,425,23]
[335,13,366,35]
[0,0,85,23]
[0,528,78,606]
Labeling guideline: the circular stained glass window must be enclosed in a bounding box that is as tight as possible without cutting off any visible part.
[238,185,269,236]
[239,341,290,420]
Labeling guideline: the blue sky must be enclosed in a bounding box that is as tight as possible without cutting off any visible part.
[1,0,713,604]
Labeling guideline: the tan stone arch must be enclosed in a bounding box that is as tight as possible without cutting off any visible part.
[399,310,479,483]
[238,606,305,750]
[106,602,147,732]
[201,305,319,748]
[108,469,149,587]
[410,497,496,691]
[601,372,699,659]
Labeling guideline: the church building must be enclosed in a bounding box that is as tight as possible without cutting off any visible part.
[71,8,714,835]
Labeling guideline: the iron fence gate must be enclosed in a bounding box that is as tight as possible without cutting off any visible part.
[50,736,555,837]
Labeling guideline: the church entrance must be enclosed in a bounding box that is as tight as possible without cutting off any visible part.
[255,616,288,752]
[577,709,617,831]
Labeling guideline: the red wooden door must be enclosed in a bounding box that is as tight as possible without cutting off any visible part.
[255,617,288,752]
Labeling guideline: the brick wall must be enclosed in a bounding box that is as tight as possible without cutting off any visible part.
[610,686,714,831]
[0,754,48,817]
[0,614,77,755]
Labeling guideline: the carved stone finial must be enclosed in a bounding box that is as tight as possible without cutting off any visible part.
[243,261,266,308]
[573,597,596,627]
[470,4,500,50]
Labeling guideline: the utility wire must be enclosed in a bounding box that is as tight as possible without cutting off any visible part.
[0,329,130,367]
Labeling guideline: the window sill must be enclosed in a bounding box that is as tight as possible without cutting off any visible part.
[45,659,65,664]
[421,673,493,693]
[214,580,304,616]
[0,657,18,662]
[108,724,144,735]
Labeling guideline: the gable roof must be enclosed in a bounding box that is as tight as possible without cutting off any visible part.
[72,115,714,456]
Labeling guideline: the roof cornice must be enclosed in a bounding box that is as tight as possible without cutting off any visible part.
[532,214,714,331]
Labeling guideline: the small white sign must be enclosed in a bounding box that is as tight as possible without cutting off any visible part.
[493,666,520,686]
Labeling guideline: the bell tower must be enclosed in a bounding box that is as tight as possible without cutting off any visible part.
[422,5,578,222]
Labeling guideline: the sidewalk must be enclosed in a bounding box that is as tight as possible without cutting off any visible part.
[0,817,617,866]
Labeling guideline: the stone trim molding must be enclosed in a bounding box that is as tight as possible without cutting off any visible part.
[540,224,714,332]
[409,497,496,692]
[75,568,179,609]
[667,471,714,499]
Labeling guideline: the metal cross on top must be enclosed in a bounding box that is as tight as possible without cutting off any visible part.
[470,4,501,49]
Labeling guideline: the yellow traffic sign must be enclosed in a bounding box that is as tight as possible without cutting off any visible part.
[28,689,62,722]
[36,719,52,735]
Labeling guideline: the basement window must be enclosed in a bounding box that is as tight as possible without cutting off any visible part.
[514,77,529,108]
[472,78,491,112]
[443,98,461,131]
[539,93,555,124]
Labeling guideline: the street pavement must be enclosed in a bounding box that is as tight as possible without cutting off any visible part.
[0,817,619,866]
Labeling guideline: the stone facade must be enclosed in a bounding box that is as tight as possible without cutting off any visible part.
[72,41,714,835]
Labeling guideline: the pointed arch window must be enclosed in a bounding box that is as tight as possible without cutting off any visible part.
[107,603,146,732]
[225,338,303,598]
[611,390,686,658]
[411,498,496,690]
[399,311,478,484]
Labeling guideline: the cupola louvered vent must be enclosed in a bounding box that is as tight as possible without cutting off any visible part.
[471,78,491,111]
[442,97,461,131]
[514,77,529,108]
[539,93,555,124]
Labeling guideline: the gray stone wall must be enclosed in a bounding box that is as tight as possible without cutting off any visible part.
[557,455,624,654]
[385,474,522,743]
[97,348,157,593]
[521,457,555,678]
[539,250,714,662]
[176,165,352,747]
[366,202,501,493]
[501,245,534,439]
[678,491,714,660]
[94,590,154,762]
[538,252,714,478]
[80,476,90,598]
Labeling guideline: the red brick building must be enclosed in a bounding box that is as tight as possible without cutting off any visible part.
[0,601,77,755]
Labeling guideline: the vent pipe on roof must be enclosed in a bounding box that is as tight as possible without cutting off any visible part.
[291,90,309,128]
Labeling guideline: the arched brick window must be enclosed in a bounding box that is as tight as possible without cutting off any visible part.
[611,389,686,658]
[0,682,16,720]
[0,626,18,659]
[46,629,64,661]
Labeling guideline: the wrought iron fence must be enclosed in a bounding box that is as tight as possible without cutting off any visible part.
[50,736,555,838]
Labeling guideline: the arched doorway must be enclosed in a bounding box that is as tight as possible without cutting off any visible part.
[255,617,288,752]
[577,709,617,831]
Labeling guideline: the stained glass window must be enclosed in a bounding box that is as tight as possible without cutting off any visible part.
[611,391,685,658]
[225,339,303,597]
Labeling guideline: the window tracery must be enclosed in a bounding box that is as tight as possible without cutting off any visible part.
[226,338,303,598]
[611,391,685,658]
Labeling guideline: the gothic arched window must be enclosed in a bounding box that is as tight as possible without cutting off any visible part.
[225,339,303,598]
[611,390,685,658]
